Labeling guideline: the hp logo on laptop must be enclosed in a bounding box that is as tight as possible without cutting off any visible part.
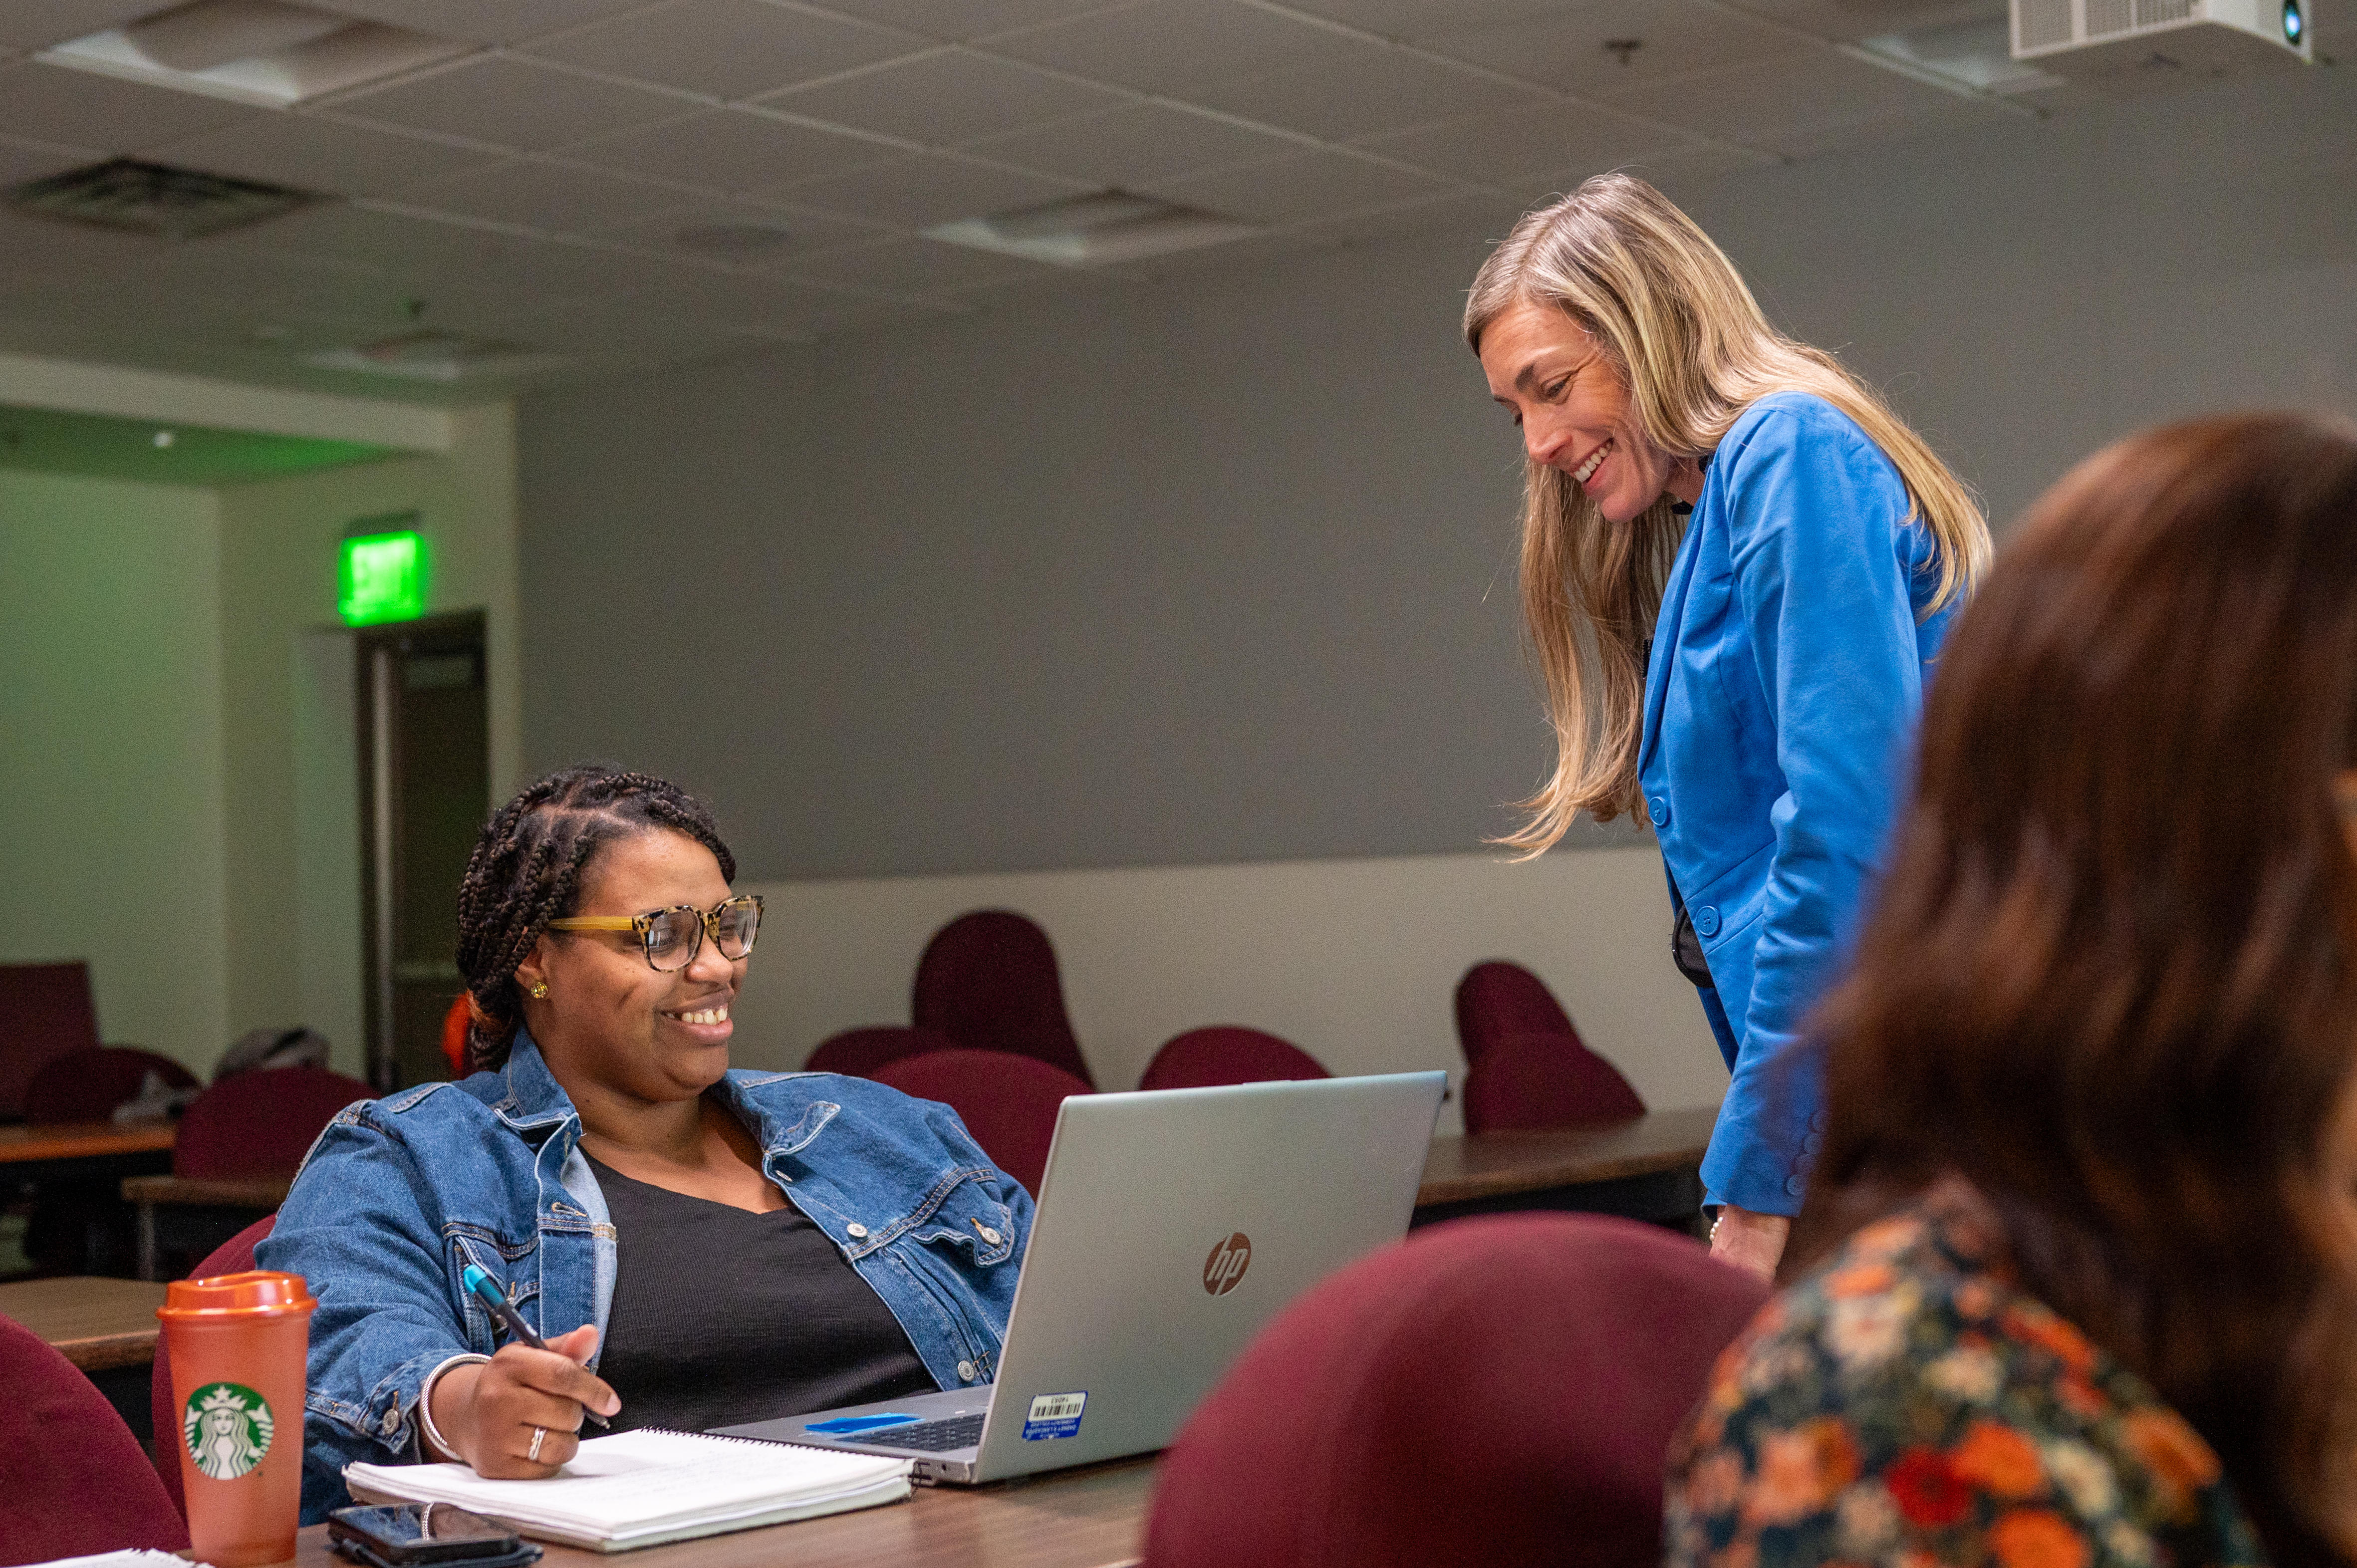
[1202,1232,1253,1296]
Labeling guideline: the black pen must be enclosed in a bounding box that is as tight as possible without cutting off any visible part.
[462,1263,611,1429]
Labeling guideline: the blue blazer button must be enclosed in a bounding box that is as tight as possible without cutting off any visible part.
[1648,795,1670,825]
[1694,905,1719,937]
[1786,1174,1807,1197]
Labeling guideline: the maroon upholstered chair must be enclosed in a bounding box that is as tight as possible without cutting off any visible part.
[873,1048,1089,1195]
[24,1046,197,1124]
[912,910,1094,1087]
[151,1215,275,1517]
[0,960,104,1119]
[0,1310,187,1562]
[1139,1028,1330,1092]
[1453,961,1646,1134]
[804,1025,961,1079]
[173,1066,370,1180]
[1143,1214,1769,1568]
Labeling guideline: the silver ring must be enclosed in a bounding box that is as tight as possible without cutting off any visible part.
[526,1425,546,1462]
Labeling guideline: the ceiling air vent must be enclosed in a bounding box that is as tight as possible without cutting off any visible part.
[5,157,324,240]
[41,0,467,108]
[925,191,1259,267]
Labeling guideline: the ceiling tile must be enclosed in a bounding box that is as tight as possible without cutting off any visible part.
[982,0,1359,95]
[0,134,102,189]
[1351,98,1690,183]
[1710,0,2008,45]
[0,59,265,151]
[786,0,1114,43]
[962,101,1308,186]
[289,0,659,45]
[591,194,883,256]
[151,113,507,200]
[229,202,672,304]
[1420,0,1807,96]
[520,0,928,101]
[328,55,695,152]
[754,48,1129,145]
[1595,44,1975,151]
[1183,41,1550,142]
[1492,140,1772,204]
[1270,0,1576,40]
[1143,147,1452,225]
[612,268,906,335]
[1746,95,2014,159]
[760,151,1086,226]
[399,159,705,235]
[562,107,903,191]
[780,236,1048,293]
[0,0,159,52]
[0,206,176,280]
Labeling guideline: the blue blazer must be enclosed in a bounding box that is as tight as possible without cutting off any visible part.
[1636,392,1959,1216]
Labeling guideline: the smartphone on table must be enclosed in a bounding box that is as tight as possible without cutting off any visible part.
[327,1503,543,1568]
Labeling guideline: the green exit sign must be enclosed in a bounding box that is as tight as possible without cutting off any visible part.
[339,529,427,625]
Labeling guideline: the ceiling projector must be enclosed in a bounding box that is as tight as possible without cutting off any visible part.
[2010,0,2314,75]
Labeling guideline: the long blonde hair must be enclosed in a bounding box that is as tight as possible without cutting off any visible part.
[1465,173,1990,850]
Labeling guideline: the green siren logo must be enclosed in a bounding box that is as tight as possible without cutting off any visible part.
[184,1382,274,1480]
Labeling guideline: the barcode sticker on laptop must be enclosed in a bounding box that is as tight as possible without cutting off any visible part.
[1021,1391,1086,1441]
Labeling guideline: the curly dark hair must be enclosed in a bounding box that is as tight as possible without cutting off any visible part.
[455,765,736,1073]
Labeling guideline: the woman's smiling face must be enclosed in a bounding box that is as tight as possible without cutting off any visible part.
[1479,297,1688,525]
[518,827,745,1106]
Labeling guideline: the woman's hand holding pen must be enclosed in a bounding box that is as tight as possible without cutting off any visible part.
[426,1325,622,1478]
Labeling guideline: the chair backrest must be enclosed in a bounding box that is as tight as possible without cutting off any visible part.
[173,1066,371,1179]
[1139,1027,1330,1093]
[872,1048,1090,1195]
[1453,961,1645,1133]
[0,961,103,1120]
[0,1310,187,1563]
[151,1215,276,1518]
[804,1025,960,1079]
[23,1046,197,1125]
[1143,1214,1770,1568]
[911,910,1094,1087]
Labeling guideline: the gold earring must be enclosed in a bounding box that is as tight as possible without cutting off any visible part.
[527,980,549,1000]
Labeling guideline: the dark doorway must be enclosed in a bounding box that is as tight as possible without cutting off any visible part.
[357,612,489,1091]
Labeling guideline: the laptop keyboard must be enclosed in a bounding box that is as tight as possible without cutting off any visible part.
[852,1413,985,1452]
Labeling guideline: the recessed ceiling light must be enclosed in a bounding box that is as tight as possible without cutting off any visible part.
[924,190,1260,268]
[1850,17,2067,95]
[304,329,551,383]
[40,0,469,108]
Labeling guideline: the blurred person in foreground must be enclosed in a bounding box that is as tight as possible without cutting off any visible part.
[1666,411,2357,1568]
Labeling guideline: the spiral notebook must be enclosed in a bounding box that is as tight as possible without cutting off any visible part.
[343,1429,911,1552]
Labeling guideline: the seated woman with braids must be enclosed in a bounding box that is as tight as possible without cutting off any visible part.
[262,766,1031,1521]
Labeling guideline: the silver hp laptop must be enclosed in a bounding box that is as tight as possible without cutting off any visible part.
[715,1070,1446,1483]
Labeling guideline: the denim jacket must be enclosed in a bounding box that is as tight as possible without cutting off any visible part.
[256,1033,1033,1522]
[1637,392,1961,1217]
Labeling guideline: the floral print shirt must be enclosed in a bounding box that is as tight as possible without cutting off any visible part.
[1664,1201,2269,1568]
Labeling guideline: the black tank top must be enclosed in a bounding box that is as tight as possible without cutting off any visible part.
[583,1153,937,1433]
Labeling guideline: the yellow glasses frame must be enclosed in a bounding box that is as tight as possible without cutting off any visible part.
[547,893,763,972]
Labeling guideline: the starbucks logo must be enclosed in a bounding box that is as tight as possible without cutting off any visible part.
[183,1382,274,1481]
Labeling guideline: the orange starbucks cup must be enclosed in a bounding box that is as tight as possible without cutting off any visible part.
[158,1271,317,1567]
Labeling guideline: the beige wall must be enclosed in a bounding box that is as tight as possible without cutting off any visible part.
[0,469,227,1071]
[216,402,520,1077]
[737,845,1726,1135]
[0,398,516,1082]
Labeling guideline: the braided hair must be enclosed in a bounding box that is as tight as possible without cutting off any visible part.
[455,765,737,1074]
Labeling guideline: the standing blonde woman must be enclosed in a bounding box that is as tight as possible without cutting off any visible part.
[1467,174,1988,1277]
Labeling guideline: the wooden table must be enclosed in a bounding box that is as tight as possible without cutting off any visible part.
[290,1455,1155,1568]
[1413,1102,1719,1227]
[122,1174,291,1281]
[0,1273,166,1370]
[0,1118,174,1170]
[0,1274,167,1443]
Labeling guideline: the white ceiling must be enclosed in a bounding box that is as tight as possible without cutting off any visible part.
[0,0,2336,401]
